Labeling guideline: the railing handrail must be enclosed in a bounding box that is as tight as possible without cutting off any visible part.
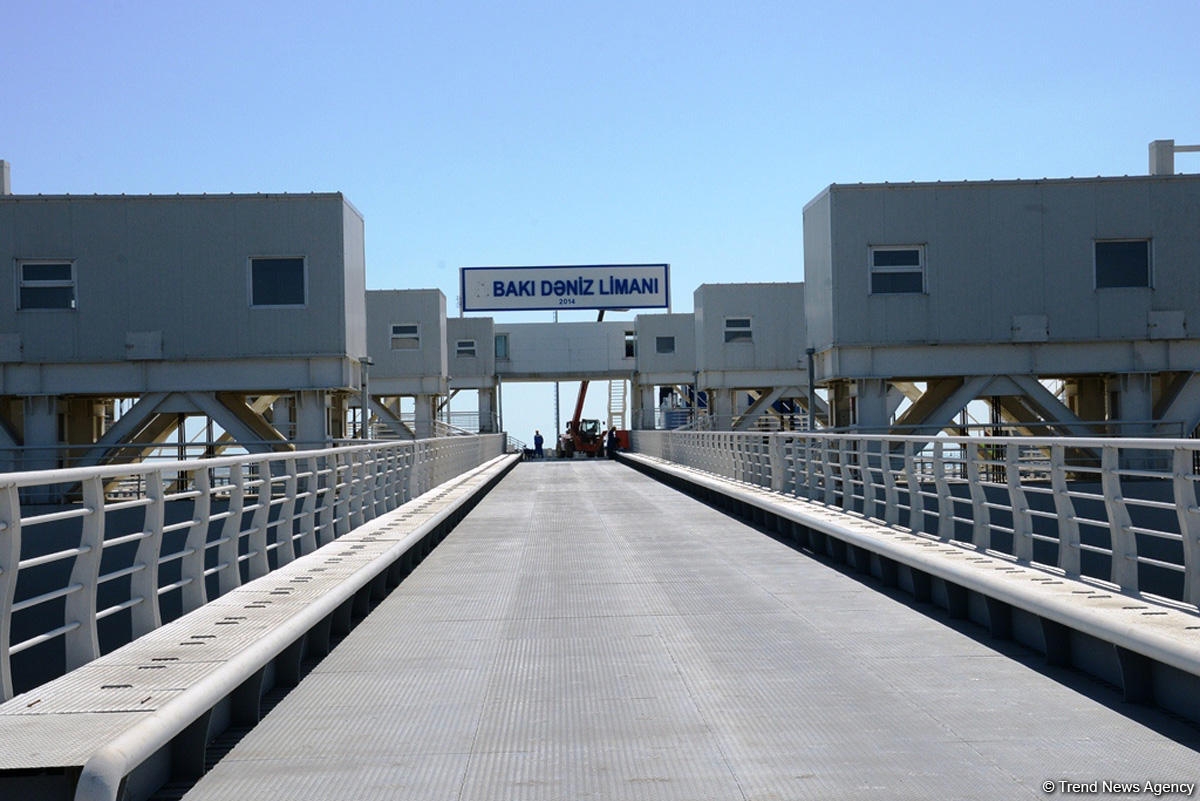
[0,438,452,488]
[667,430,1200,450]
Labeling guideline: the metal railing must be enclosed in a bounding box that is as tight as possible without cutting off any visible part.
[0,434,505,700]
[630,430,1200,611]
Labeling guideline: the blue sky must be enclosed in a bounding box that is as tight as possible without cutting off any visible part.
[3,1,1198,445]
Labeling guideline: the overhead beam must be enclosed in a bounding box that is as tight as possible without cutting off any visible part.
[892,376,993,435]
[188,393,292,453]
[72,393,172,468]
[733,388,790,431]
[1008,375,1101,438]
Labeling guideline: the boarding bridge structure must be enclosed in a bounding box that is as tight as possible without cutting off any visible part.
[0,429,1198,800]
[1,145,1200,796]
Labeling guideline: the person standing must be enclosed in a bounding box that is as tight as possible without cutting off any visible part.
[533,430,544,458]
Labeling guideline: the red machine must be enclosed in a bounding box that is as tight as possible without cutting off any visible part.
[556,310,628,458]
[559,379,605,457]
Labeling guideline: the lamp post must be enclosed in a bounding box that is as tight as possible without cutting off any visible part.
[359,356,374,439]
[805,348,816,432]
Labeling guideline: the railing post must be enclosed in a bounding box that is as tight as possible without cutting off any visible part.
[416,440,428,494]
[315,454,337,546]
[770,435,787,494]
[1172,446,1200,607]
[1050,443,1081,576]
[802,435,816,500]
[840,438,855,513]
[764,435,781,492]
[380,446,394,509]
[882,442,899,526]
[933,441,955,542]
[245,463,271,580]
[297,456,319,555]
[399,445,414,504]
[215,463,245,596]
[903,441,924,534]
[966,442,991,550]
[1102,445,1139,592]
[0,484,22,700]
[384,447,401,509]
[368,446,384,519]
[65,476,105,671]
[334,450,353,538]
[822,437,836,505]
[274,459,298,566]
[348,450,367,531]
[1006,442,1033,563]
[131,470,164,637]
[179,467,211,614]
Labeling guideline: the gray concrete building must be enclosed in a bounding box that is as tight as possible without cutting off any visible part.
[364,289,448,439]
[0,192,367,467]
[447,316,499,433]
[803,171,1200,435]
[689,282,821,430]
[630,312,696,429]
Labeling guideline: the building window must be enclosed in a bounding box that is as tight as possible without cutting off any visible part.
[724,317,753,343]
[655,336,676,354]
[456,339,477,357]
[17,260,76,310]
[494,333,509,360]
[390,323,420,350]
[250,257,306,306]
[1095,240,1151,289]
[869,246,925,294]
[624,331,636,358]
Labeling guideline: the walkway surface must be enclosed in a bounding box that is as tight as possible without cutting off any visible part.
[181,460,1200,800]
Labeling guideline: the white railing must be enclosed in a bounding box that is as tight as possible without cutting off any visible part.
[630,430,1200,610]
[0,434,505,700]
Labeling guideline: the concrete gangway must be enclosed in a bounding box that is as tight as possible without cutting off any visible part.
[174,459,1199,801]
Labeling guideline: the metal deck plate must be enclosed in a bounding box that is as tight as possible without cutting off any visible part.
[183,461,1200,801]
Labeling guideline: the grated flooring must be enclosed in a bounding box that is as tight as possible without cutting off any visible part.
[181,460,1200,801]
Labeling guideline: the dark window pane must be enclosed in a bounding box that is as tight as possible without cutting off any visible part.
[871,271,924,294]
[726,318,751,329]
[656,336,675,354]
[22,263,73,281]
[20,286,75,309]
[873,249,921,267]
[1095,241,1149,288]
[251,258,305,306]
[725,329,753,343]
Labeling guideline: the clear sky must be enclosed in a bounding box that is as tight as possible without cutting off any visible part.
[3,1,1198,446]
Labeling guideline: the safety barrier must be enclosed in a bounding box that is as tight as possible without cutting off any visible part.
[630,430,1200,611]
[0,434,505,701]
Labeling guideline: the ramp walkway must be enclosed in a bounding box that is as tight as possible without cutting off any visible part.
[179,460,1199,801]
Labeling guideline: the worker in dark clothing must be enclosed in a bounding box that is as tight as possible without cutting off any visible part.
[606,428,618,459]
[533,430,544,459]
